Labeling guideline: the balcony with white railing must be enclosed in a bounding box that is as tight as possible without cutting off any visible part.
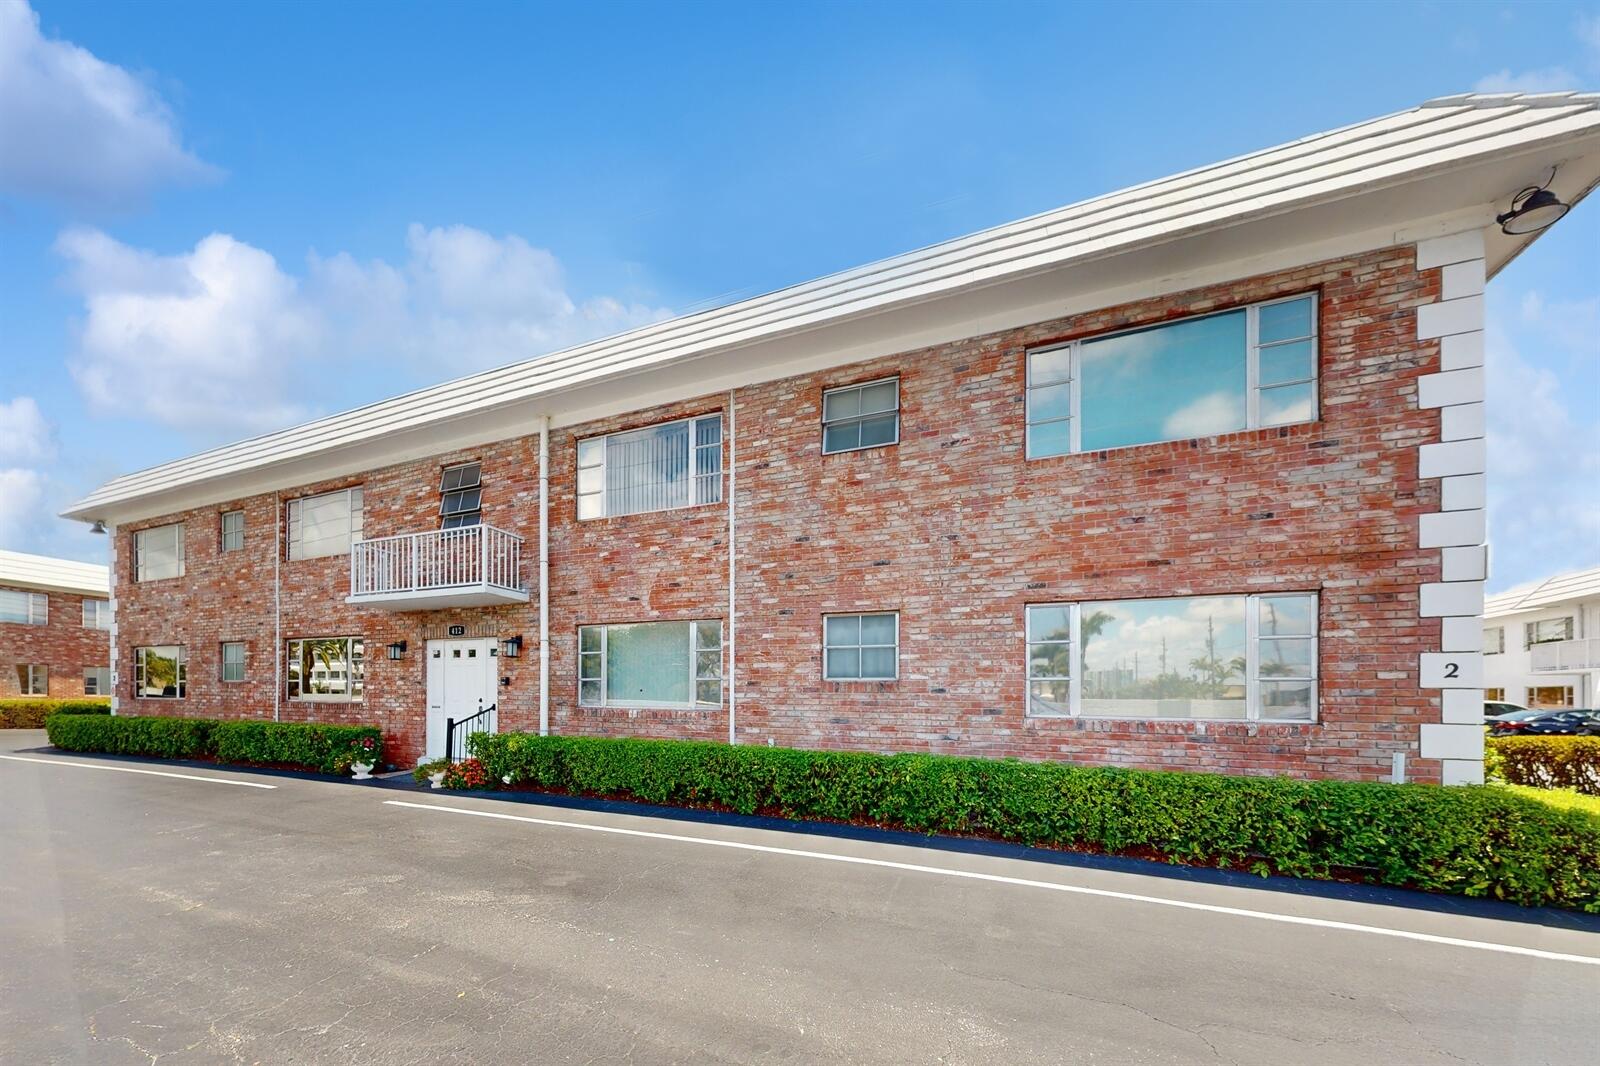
[1530,637,1600,672]
[347,524,528,610]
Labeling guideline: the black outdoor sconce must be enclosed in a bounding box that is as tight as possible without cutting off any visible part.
[500,635,523,658]
[386,641,407,661]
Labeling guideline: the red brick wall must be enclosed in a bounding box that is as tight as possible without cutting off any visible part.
[110,245,1447,779]
[0,587,110,698]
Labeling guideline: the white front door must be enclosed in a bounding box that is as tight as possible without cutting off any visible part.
[425,638,497,760]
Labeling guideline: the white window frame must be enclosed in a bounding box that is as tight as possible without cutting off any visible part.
[286,637,365,702]
[1025,593,1318,722]
[287,488,365,561]
[821,377,901,455]
[1526,685,1575,708]
[822,612,900,682]
[577,620,723,709]
[0,589,48,626]
[133,645,187,699]
[576,414,723,521]
[16,664,48,696]
[82,598,111,630]
[1025,293,1319,458]
[134,523,185,582]
[84,666,111,696]
[1483,626,1504,655]
[221,510,245,552]
[221,641,247,683]
[1525,617,1574,647]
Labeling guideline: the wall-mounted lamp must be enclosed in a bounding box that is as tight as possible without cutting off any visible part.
[1496,171,1570,235]
[89,520,108,535]
[500,635,523,658]
[386,641,407,661]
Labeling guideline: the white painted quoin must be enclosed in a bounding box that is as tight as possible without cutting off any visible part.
[1482,567,1600,712]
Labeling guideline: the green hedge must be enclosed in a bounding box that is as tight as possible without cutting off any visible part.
[469,733,1600,912]
[46,714,382,774]
[0,698,111,729]
[1490,737,1600,796]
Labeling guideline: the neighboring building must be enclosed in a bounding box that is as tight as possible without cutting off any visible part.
[61,93,1600,784]
[1483,566,1600,710]
[0,549,112,700]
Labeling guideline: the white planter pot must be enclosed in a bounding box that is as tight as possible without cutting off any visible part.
[351,761,374,781]
[429,771,446,790]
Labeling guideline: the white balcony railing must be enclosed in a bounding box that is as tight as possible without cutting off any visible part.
[348,524,527,609]
[1530,638,1600,672]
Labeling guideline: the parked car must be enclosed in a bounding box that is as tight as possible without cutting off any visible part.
[1489,710,1600,737]
[1483,701,1531,724]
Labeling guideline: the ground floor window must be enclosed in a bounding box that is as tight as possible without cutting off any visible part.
[221,642,247,683]
[1526,685,1574,709]
[134,646,186,698]
[1026,593,1318,721]
[578,620,722,707]
[823,613,899,681]
[15,664,47,695]
[84,667,110,695]
[287,638,364,701]
[1484,687,1505,702]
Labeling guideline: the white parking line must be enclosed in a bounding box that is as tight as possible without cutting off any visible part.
[0,754,277,789]
[386,798,1600,966]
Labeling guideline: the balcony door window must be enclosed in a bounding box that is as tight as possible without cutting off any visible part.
[288,488,364,560]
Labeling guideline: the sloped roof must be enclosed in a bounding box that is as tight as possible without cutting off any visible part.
[1485,565,1600,618]
[63,91,1600,523]
[0,549,110,597]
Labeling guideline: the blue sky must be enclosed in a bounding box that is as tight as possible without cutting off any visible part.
[0,0,1595,592]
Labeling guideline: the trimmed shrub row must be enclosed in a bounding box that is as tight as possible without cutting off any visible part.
[469,733,1600,911]
[46,714,382,774]
[0,698,111,729]
[1490,736,1600,796]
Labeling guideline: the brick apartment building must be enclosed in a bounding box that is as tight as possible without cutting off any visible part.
[62,93,1600,784]
[0,549,112,699]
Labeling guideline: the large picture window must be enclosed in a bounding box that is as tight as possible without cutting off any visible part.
[0,589,47,625]
[577,620,722,707]
[1026,593,1318,721]
[577,415,722,520]
[288,488,364,560]
[286,637,364,701]
[134,524,184,581]
[134,645,186,699]
[1026,294,1317,457]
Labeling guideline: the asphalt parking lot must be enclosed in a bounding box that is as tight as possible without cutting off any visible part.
[3,729,1597,1065]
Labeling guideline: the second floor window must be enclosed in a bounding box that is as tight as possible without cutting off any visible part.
[440,463,482,528]
[577,415,722,520]
[134,523,184,581]
[221,510,245,552]
[822,378,900,454]
[288,488,364,560]
[82,599,111,630]
[0,589,47,625]
[1525,617,1574,647]
[1484,627,1505,655]
[1026,294,1317,457]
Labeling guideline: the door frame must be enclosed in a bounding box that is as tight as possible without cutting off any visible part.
[424,637,498,761]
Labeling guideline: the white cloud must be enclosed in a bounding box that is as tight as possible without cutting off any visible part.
[1161,390,1244,440]
[57,224,672,435]
[0,1,216,208]
[57,228,321,432]
[1473,67,1579,94]
[1483,313,1600,591]
[0,396,55,463]
[0,467,47,546]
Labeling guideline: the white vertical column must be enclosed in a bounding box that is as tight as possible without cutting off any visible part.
[106,523,119,715]
[1414,231,1488,785]
[538,416,550,737]
[726,389,737,747]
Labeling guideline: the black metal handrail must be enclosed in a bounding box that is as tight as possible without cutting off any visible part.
[445,701,496,763]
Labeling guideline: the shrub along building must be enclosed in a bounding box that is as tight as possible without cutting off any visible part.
[0,550,112,699]
[63,93,1600,784]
